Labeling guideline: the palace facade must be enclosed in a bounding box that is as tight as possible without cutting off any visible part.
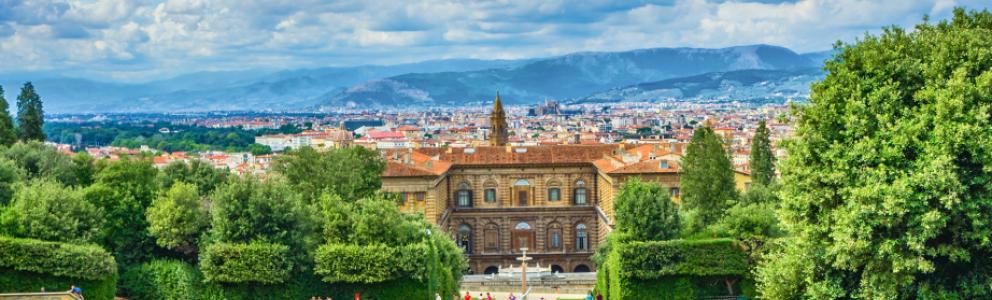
[380,94,747,274]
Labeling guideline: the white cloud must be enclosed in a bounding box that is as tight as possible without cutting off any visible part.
[0,0,988,81]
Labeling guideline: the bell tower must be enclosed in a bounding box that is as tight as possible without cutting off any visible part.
[490,92,509,146]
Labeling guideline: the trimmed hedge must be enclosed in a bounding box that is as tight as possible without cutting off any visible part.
[314,243,422,283]
[0,236,117,280]
[599,238,751,300]
[615,238,749,279]
[0,268,117,300]
[199,242,292,284]
[121,260,201,300]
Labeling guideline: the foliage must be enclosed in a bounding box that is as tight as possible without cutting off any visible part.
[709,202,782,243]
[758,8,992,299]
[206,177,313,253]
[680,126,737,231]
[2,141,76,183]
[198,242,292,284]
[0,85,16,147]
[0,236,117,280]
[160,159,227,195]
[70,152,97,186]
[147,182,208,257]
[614,178,680,241]
[314,243,412,283]
[0,157,22,205]
[0,268,117,300]
[86,158,160,267]
[15,82,45,142]
[121,259,201,300]
[273,146,385,201]
[749,119,775,186]
[44,121,301,153]
[0,179,102,244]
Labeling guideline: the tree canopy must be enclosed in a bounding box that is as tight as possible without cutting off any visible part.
[147,182,208,257]
[757,8,992,299]
[273,146,385,201]
[0,85,17,147]
[613,178,680,241]
[15,82,45,142]
[0,179,102,244]
[749,120,775,186]
[680,126,738,231]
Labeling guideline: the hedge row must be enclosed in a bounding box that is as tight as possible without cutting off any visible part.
[0,236,116,280]
[199,242,292,284]
[314,243,424,283]
[0,268,117,300]
[598,238,751,300]
[614,238,748,279]
[121,259,439,300]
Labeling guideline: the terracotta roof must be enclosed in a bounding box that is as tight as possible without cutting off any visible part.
[366,131,406,139]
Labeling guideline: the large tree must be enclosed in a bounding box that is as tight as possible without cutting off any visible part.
[680,126,738,231]
[0,85,17,146]
[15,82,45,142]
[0,179,102,244]
[147,182,208,258]
[749,120,775,186]
[273,146,385,201]
[613,178,680,241]
[757,9,992,299]
[85,158,160,267]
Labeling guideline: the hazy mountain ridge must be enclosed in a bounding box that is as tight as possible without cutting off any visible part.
[322,44,825,108]
[0,45,831,112]
[578,68,825,104]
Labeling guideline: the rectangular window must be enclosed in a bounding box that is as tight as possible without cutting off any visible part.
[574,188,587,205]
[457,190,472,207]
[415,192,425,201]
[548,188,560,201]
[670,187,680,197]
[485,188,496,202]
[401,192,408,202]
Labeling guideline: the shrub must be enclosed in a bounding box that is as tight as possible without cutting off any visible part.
[0,236,116,280]
[199,242,292,284]
[0,180,102,244]
[121,260,201,300]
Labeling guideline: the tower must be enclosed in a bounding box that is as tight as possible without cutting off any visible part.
[490,92,509,146]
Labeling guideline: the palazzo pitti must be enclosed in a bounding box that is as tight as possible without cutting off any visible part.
[381,94,751,274]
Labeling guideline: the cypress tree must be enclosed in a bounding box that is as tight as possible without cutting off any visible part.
[16,82,45,142]
[749,119,775,186]
[0,85,17,146]
[680,126,737,230]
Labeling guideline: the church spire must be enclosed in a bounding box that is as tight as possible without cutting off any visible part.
[490,91,509,146]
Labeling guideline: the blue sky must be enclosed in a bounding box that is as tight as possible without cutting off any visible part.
[0,0,989,82]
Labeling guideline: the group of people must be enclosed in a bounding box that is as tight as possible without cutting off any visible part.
[461,291,509,300]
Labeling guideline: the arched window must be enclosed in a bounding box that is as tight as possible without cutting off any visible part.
[484,180,498,203]
[457,182,473,207]
[573,264,590,272]
[573,180,588,205]
[484,223,500,252]
[551,265,564,273]
[575,223,588,251]
[514,179,530,186]
[512,222,534,251]
[458,224,473,254]
[515,222,532,230]
[547,179,562,202]
[547,222,562,251]
[484,266,499,275]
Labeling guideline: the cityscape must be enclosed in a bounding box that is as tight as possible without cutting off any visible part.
[1,1,991,300]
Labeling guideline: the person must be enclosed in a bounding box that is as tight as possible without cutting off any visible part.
[486,292,493,300]
[436,293,442,300]
[596,293,603,300]
[69,285,83,299]
[464,291,472,300]
[586,292,594,300]
[508,293,516,300]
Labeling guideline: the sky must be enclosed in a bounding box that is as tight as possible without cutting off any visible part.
[0,0,989,82]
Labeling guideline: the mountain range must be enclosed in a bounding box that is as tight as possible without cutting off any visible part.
[0,45,833,113]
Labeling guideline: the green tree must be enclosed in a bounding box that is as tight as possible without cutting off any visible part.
[0,85,17,146]
[273,146,385,201]
[680,126,737,231]
[0,179,102,244]
[86,158,160,267]
[147,182,208,257]
[749,120,775,186]
[613,178,680,241]
[159,160,227,195]
[15,82,45,142]
[207,177,314,258]
[1,141,75,183]
[757,9,992,299]
[0,157,22,205]
[69,152,96,187]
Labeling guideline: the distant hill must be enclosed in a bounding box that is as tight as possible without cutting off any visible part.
[321,44,824,108]
[0,45,834,112]
[578,68,825,104]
